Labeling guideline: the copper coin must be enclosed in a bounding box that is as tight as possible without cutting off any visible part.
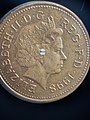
[0,1,90,103]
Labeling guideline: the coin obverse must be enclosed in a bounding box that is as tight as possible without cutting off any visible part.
[0,1,90,103]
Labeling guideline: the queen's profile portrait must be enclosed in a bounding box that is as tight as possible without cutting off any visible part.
[15,16,67,89]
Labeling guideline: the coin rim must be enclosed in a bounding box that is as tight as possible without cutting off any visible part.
[0,1,90,103]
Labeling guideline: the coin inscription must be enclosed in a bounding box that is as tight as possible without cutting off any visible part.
[0,1,89,103]
[49,73,74,93]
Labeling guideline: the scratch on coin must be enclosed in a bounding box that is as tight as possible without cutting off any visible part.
[81,0,85,11]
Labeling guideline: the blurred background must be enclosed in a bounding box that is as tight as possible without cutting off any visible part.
[0,0,90,120]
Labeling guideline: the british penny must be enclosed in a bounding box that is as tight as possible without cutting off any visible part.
[0,1,90,103]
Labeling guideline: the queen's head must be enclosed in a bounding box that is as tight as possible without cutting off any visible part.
[15,16,67,89]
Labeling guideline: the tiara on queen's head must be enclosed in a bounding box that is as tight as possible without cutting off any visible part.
[32,16,63,42]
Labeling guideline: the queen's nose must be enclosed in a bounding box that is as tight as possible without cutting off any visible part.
[54,37,67,60]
